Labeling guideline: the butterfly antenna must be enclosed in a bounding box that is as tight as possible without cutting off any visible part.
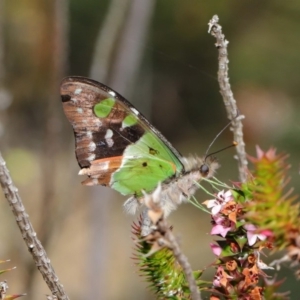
[205,141,237,161]
[204,109,240,160]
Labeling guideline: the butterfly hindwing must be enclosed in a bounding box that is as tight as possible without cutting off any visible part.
[61,76,184,196]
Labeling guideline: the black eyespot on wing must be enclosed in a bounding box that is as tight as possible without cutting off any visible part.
[149,147,159,155]
[200,164,209,177]
[61,94,71,102]
[142,162,147,167]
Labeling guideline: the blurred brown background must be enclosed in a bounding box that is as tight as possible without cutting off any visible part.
[0,0,299,299]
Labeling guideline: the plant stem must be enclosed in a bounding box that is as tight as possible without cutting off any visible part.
[208,15,248,182]
[0,152,70,300]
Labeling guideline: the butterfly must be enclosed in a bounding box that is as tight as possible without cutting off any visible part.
[60,76,219,215]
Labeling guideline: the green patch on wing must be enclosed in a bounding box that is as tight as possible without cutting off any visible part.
[94,98,115,118]
[122,114,138,128]
[111,131,183,196]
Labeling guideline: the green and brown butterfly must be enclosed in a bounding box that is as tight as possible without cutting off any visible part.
[60,76,219,214]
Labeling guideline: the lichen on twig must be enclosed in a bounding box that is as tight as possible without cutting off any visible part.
[208,15,248,182]
[0,152,69,300]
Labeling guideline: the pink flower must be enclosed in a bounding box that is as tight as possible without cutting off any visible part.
[255,145,277,160]
[213,266,233,287]
[211,215,235,237]
[203,190,233,215]
[244,224,268,246]
[210,243,222,256]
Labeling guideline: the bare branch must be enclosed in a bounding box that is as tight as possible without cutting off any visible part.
[208,15,248,182]
[144,189,201,300]
[157,219,202,300]
[0,152,70,300]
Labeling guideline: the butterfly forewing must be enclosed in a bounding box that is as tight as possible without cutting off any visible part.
[61,76,184,196]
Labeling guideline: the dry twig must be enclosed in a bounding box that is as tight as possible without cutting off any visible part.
[0,152,69,300]
[144,187,202,300]
[158,219,202,300]
[208,15,248,182]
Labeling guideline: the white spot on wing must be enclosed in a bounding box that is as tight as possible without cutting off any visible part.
[86,131,92,138]
[89,141,96,151]
[108,91,116,97]
[100,160,109,170]
[71,98,77,103]
[77,108,83,114]
[74,88,82,95]
[105,129,114,147]
[94,118,102,126]
[106,138,114,147]
[130,107,139,115]
[105,129,113,138]
[78,168,88,175]
[87,154,96,161]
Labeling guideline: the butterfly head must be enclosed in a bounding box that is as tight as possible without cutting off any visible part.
[201,156,219,179]
[181,155,219,179]
[200,163,209,177]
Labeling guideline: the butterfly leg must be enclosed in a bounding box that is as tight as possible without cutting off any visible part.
[123,196,141,214]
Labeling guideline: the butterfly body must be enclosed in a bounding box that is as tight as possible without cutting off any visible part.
[124,155,218,214]
[61,76,219,214]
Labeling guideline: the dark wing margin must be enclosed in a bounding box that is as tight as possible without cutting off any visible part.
[60,76,184,171]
